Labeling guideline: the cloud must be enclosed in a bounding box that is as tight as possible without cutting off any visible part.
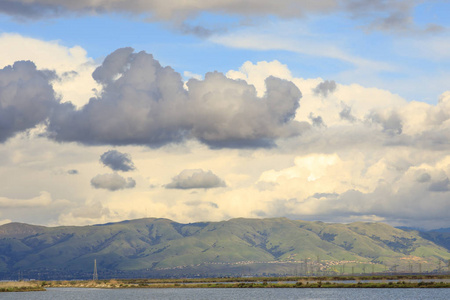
[0,0,350,21]
[428,178,450,192]
[100,150,135,172]
[211,26,394,74]
[0,33,98,107]
[47,47,304,149]
[166,169,226,189]
[71,201,111,219]
[226,60,293,97]
[184,200,219,208]
[416,172,431,183]
[313,80,336,97]
[67,169,78,175]
[0,219,12,225]
[0,0,430,36]
[253,150,450,229]
[0,60,59,142]
[0,191,53,208]
[308,113,326,128]
[339,103,357,122]
[90,173,136,191]
[344,0,443,35]
[366,110,403,135]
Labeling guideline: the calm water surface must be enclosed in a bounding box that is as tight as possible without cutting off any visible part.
[2,288,449,300]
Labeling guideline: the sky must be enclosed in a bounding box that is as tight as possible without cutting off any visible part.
[0,0,449,229]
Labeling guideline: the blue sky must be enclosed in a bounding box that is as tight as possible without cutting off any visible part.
[0,1,450,229]
[1,1,449,101]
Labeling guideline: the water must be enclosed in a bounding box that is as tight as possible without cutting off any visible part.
[1,288,449,300]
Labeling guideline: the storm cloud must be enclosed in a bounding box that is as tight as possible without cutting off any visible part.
[166,169,226,189]
[0,61,58,142]
[47,47,303,148]
[90,173,136,191]
[100,150,135,172]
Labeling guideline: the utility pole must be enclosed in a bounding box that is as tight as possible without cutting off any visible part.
[93,259,98,281]
[304,258,308,275]
[316,255,320,275]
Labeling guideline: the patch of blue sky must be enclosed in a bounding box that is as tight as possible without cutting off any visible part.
[413,1,450,27]
[0,5,447,102]
[0,14,176,58]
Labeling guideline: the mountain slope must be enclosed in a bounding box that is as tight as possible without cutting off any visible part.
[0,218,448,279]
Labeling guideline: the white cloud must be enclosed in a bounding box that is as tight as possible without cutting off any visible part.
[0,219,12,225]
[166,169,226,189]
[226,60,293,97]
[0,191,53,208]
[211,23,395,73]
[0,33,98,107]
[91,173,136,191]
[1,43,450,230]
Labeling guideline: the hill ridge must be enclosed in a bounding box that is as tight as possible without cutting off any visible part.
[0,217,448,280]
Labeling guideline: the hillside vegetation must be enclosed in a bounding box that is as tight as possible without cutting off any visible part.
[0,218,449,279]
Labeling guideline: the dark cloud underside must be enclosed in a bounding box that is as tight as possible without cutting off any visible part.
[47,47,303,149]
[100,150,135,172]
[0,61,59,142]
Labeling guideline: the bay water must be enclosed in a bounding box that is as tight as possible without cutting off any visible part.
[1,287,449,300]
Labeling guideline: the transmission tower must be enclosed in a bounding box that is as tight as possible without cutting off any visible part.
[93,259,98,281]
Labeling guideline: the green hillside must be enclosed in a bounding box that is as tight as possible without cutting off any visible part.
[0,218,448,279]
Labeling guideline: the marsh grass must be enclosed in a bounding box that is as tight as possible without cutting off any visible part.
[0,281,45,292]
[35,275,450,289]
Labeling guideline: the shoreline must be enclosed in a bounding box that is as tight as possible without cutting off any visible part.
[3,274,449,291]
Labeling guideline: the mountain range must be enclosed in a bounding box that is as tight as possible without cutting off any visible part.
[0,218,449,280]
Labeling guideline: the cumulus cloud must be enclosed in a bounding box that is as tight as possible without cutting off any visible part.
[254,151,450,228]
[100,150,135,172]
[47,47,304,148]
[339,103,357,122]
[0,33,98,107]
[428,178,450,192]
[90,173,136,191]
[0,61,59,142]
[166,169,226,189]
[367,111,403,135]
[313,80,336,97]
[308,113,326,128]
[416,172,431,183]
